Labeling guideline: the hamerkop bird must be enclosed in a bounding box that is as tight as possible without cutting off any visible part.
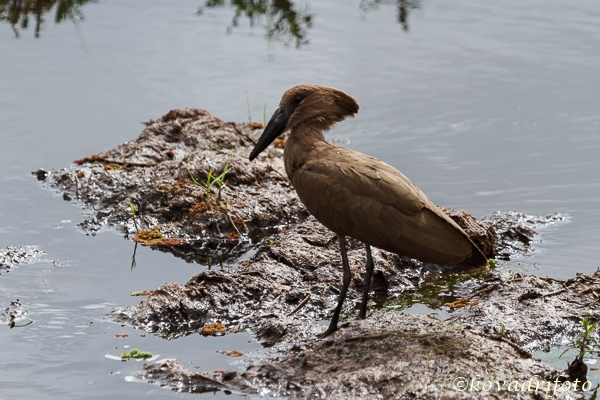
[249,84,488,338]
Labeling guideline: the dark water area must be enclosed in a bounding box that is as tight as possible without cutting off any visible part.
[1,0,599,398]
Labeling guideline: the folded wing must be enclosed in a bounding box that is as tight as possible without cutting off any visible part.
[291,147,485,266]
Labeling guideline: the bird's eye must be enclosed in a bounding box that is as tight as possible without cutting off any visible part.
[293,95,302,104]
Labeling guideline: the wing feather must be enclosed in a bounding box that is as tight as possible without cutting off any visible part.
[291,147,477,265]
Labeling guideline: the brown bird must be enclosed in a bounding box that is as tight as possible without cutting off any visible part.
[249,84,487,338]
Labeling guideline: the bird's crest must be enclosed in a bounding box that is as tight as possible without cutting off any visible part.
[281,84,360,131]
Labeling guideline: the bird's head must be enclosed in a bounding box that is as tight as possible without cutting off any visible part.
[249,84,359,161]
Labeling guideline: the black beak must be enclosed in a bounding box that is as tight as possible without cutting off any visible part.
[249,108,290,161]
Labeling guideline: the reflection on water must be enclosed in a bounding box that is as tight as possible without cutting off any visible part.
[0,0,95,37]
[199,0,421,47]
[2,0,421,44]
[198,0,313,47]
[360,0,420,31]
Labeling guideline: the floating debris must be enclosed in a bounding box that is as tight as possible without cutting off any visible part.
[121,349,152,360]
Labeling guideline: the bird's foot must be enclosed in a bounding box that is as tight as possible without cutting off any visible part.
[317,325,338,339]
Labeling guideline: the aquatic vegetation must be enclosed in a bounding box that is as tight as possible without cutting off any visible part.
[188,159,229,200]
[121,348,152,360]
[560,317,597,379]
[131,227,186,247]
[201,322,226,336]
[131,290,154,296]
[383,268,488,312]
[128,201,139,232]
[132,226,164,246]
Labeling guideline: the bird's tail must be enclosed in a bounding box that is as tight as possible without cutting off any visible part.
[457,244,489,273]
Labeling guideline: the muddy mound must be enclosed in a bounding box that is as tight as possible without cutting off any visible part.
[39,109,307,261]
[451,269,600,351]
[138,312,572,399]
[36,107,577,398]
[480,211,569,261]
[111,217,418,340]
[111,211,566,345]
[117,211,577,399]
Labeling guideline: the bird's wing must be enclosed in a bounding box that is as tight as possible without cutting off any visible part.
[291,148,474,264]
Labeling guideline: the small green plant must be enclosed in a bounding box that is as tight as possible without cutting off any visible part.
[560,317,600,379]
[121,348,153,360]
[488,258,497,268]
[245,90,252,122]
[130,242,138,270]
[188,159,230,200]
[561,317,598,362]
[129,201,139,233]
[127,200,140,269]
[263,104,267,126]
[499,324,506,336]
[230,146,244,157]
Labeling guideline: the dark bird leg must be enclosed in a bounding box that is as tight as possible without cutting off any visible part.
[319,235,352,339]
[358,244,374,319]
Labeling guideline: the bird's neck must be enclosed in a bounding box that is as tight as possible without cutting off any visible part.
[284,127,330,179]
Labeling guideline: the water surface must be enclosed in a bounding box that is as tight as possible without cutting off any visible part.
[1,0,599,398]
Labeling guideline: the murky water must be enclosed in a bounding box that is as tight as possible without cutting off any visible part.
[1,0,599,398]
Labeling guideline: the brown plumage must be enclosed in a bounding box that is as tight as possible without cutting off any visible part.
[249,84,487,338]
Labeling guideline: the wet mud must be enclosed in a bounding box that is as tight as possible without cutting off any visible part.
[0,246,41,328]
[451,269,600,351]
[117,212,578,399]
[0,245,44,274]
[139,313,571,399]
[39,109,307,263]
[40,109,585,398]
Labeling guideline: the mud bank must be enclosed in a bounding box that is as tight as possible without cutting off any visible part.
[40,109,583,398]
[138,313,572,399]
[39,109,307,262]
[452,269,600,351]
[0,245,43,274]
[110,211,567,346]
[117,213,580,399]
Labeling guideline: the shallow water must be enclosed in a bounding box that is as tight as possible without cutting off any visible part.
[1,0,599,398]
